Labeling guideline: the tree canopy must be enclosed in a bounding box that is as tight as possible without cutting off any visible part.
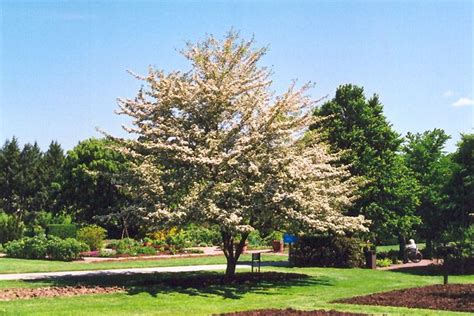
[61,138,131,235]
[112,32,368,276]
[313,84,420,248]
[402,129,453,256]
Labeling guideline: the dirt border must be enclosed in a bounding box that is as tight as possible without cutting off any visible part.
[336,284,474,313]
[218,308,367,315]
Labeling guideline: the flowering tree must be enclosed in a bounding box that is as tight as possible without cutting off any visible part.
[112,32,368,276]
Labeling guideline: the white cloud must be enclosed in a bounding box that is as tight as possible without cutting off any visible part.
[443,90,454,97]
[452,97,474,107]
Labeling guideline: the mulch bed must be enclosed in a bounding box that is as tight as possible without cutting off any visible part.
[336,284,474,313]
[218,309,366,316]
[0,272,306,301]
[0,286,125,301]
[157,272,307,288]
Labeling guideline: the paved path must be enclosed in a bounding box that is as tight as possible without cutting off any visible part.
[378,259,440,271]
[82,247,278,263]
[0,264,252,281]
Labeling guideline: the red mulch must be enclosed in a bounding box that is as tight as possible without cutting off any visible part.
[218,309,366,316]
[336,284,474,313]
[0,286,125,301]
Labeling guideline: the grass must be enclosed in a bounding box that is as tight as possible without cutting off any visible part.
[0,253,287,274]
[377,243,426,252]
[0,264,472,315]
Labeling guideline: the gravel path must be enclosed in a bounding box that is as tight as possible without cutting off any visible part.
[0,264,252,281]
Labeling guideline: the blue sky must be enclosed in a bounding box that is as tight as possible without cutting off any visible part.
[1,0,472,152]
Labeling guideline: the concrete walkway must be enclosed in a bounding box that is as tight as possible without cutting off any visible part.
[0,264,252,281]
[378,259,440,271]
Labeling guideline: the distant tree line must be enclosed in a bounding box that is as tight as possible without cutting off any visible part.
[313,84,473,256]
[1,84,472,253]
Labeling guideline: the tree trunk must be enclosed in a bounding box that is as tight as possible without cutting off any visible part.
[425,238,433,259]
[225,256,237,277]
[398,234,406,261]
[221,231,249,279]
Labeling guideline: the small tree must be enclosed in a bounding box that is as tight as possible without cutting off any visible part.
[111,32,368,277]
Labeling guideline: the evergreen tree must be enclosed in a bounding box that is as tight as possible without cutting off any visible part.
[313,84,420,254]
[42,141,65,213]
[0,137,22,214]
[17,142,45,218]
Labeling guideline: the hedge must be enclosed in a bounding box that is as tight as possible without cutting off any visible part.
[0,212,24,244]
[289,235,365,268]
[47,224,77,239]
[4,235,88,261]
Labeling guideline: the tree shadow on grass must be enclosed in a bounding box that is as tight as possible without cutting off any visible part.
[25,271,332,300]
[384,264,462,276]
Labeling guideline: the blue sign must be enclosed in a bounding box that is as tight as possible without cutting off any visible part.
[283,233,297,244]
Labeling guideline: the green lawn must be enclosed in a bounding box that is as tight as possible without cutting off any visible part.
[0,254,287,274]
[377,243,426,252]
[0,265,472,315]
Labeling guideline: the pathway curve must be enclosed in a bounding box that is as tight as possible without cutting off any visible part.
[0,264,252,281]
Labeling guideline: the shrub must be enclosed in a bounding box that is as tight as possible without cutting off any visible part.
[137,246,157,255]
[0,212,24,244]
[247,230,265,247]
[77,225,107,251]
[115,238,139,255]
[437,225,474,275]
[5,235,49,259]
[47,224,77,239]
[26,211,73,237]
[183,224,222,247]
[114,238,157,256]
[106,239,120,249]
[148,227,179,242]
[289,235,365,268]
[166,230,187,251]
[47,236,89,261]
[376,249,399,261]
[265,231,283,243]
[376,258,392,267]
[4,235,88,261]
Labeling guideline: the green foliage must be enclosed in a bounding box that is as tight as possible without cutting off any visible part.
[165,231,187,251]
[0,211,24,244]
[313,84,420,244]
[437,224,474,274]
[376,258,392,267]
[376,249,399,262]
[77,225,107,251]
[403,129,452,255]
[444,134,474,235]
[266,231,283,242]
[4,235,88,261]
[183,224,221,247]
[247,230,265,246]
[0,138,21,214]
[46,236,89,261]
[289,235,365,268]
[115,238,156,256]
[47,224,77,239]
[61,138,131,234]
[5,235,49,259]
[0,139,65,228]
[25,210,73,237]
